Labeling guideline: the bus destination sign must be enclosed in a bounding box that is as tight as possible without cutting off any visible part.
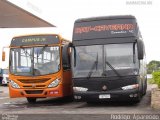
[73,19,137,40]
[11,35,60,47]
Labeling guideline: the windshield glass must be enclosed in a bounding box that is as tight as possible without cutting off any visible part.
[72,43,139,78]
[72,45,103,78]
[10,46,60,76]
[104,43,139,77]
[105,43,137,70]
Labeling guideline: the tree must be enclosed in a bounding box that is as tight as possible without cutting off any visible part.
[147,60,160,74]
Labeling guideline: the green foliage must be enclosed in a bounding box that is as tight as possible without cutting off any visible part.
[148,78,155,84]
[152,71,160,88]
[147,60,160,74]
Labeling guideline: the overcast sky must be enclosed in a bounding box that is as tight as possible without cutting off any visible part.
[0,0,160,68]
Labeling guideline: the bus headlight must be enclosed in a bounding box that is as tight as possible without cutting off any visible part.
[48,78,60,88]
[10,80,20,88]
[73,87,88,92]
[121,84,139,90]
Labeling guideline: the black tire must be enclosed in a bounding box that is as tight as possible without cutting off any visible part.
[27,98,37,104]
[143,79,147,95]
[87,101,95,104]
[63,96,74,102]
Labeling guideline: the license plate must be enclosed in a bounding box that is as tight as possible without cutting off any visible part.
[99,94,111,99]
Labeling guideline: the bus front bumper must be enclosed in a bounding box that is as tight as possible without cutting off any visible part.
[9,84,66,98]
[74,89,140,102]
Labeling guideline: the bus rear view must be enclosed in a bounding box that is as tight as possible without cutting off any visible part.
[72,15,147,103]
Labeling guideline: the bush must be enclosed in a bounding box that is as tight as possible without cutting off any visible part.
[148,78,155,84]
[152,71,160,88]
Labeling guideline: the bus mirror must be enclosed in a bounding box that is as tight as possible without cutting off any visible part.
[71,45,76,67]
[2,51,6,61]
[62,43,72,69]
[73,46,76,67]
[137,40,144,60]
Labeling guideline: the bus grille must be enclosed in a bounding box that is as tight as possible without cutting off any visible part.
[23,85,46,88]
[25,90,43,94]
[17,78,50,84]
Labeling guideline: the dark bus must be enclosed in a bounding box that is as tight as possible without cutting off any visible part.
[71,15,147,102]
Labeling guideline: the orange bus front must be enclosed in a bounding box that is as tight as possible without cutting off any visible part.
[8,34,72,101]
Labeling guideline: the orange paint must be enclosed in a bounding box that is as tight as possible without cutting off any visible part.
[8,34,73,99]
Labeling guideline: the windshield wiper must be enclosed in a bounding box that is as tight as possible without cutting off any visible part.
[87,54,98,79]
[104,61,122,78]
[103,53,121,77]
[102,58,122,77]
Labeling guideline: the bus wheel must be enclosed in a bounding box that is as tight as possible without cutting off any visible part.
[63,95,73,102]
[143,80,147,95]
[87,101,97,104]
[27,98,37,104]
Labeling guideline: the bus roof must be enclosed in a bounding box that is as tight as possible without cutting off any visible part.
[75,15,136,23]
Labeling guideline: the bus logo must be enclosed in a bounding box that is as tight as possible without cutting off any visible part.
[102,85,107,91]
[32,84,36,88]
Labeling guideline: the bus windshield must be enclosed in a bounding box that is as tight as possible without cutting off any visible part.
[10,46,60,76]
[72,43,139,78]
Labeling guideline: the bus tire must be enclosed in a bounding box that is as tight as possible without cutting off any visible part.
[63,95,74,102]
[27,98,37,104]
[87,101,97,104]
[143,79,147,95]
